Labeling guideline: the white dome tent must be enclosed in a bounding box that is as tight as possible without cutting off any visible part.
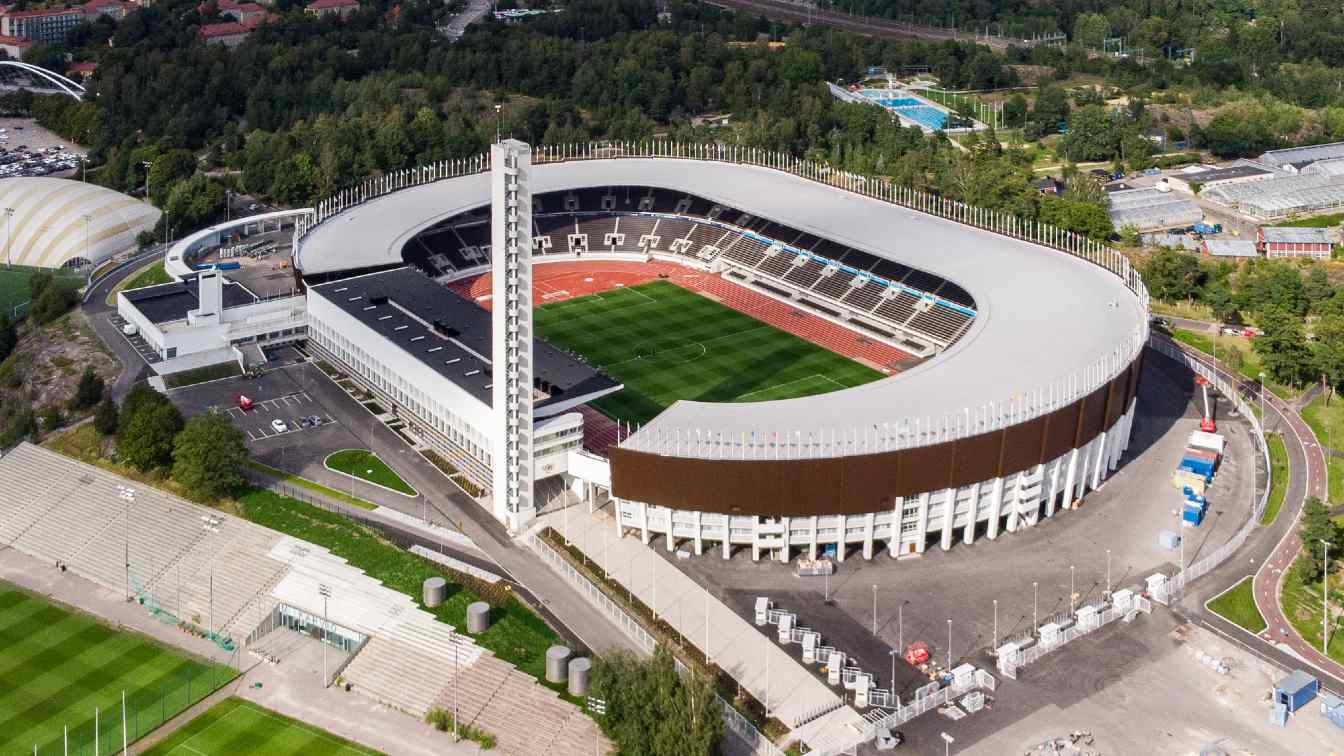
[0,177,161,269]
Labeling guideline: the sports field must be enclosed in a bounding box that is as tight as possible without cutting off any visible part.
[534,280,882,424]
[0,265,83,317]
[142,698,380,755]
[0,582,236,755]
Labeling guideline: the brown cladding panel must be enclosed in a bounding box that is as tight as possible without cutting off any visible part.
[1041,402,1081,461]
[610,355,1143,517]
[1001,416,1046,472]
[1105,367,1129,427]
[952,429,1003,486]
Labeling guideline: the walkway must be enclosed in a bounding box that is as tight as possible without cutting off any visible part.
[537,503,843,728]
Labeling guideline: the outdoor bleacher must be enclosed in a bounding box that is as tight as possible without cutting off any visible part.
[0,444,605,756]
[401,185,977,351]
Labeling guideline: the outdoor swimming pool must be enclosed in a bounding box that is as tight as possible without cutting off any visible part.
[858,91,950,130]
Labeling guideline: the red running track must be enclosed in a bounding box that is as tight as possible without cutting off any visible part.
[449,259,920,453]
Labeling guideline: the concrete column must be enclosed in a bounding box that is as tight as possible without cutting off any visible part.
[1061,448,1080,512]
[1044,459,1062,517]
[939,489,956,551]
[962,484,980,545]
[986,477,1005,539]
[693,511,704,555]
[722,521,731,559]
[779,517,791,563]
[809,515,819,560]
[751,520,762,561]
[640,501,651,545]
[915,492,931,554]
[835,515,846,563]
[666,511,676,552]
[888,499,902,557]
[862,513,875,560]
[1090,432,1107,489]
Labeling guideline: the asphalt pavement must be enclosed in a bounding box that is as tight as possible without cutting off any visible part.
[82,246,163,400]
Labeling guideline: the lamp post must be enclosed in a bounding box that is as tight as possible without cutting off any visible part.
[1324,540,1334,655]
[1032,581,1038,635]
[318,583,332,687]
[1070,565,1076,613]
[888,648,898,694]
[117,485,135,601]
[3,207,13,268]
[81,213,91,268]
[872,584,877,636]
[1106,549,1112,597]
[140,161,153,204]
[992,599,998,650]
[946,619,952,669]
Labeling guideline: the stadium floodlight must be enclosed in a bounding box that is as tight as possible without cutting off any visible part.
[318,583,332,687]
[116,486,135,601]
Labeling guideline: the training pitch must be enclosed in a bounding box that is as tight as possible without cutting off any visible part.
[142,698,379,755]
[534,279,882,424]
[0,582,235,754]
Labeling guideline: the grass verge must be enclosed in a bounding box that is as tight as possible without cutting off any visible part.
[163,361,242,390]
[1205,576,1267,633]
[107,259,171,305]
[245,459,377,510]
[324,449,418,496]
[426,706,495,750]
[1297,396,1344,502]
[1166,327,1298,400]
[1280,555,1344,666]
[1261,433,1289,525]
[0,581,237,754]
[141,697,379,755]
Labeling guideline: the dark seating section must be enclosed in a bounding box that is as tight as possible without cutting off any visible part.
[401,185,977,345]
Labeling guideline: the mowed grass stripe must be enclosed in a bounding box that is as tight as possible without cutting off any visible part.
[145,698,380,756]
[536,280,883,424]
[0,584,235,754]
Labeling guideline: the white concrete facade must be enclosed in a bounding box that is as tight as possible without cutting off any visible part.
[613,398,1136,560]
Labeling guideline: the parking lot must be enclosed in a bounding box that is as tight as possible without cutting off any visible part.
[106,312,161,365]
[220,392,334,442]
[0,117,85,179]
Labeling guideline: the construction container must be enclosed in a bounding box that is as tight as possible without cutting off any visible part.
[1172,469,1206,493]
[1180,480,1207,498]
[1178,457,1214,480]
[1184,448,1220,469]
[1270,701,1288,727]
[1328,705,1344,729]
[1274,669,1319,713]
[960,691,985,713]
[755,597,770,626]
[1158,529,1181,550]
[1188,430,1226,455]
[1182,506,1205,527]
[1320,693,1342,716]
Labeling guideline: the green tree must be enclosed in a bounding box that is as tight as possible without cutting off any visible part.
[1063,105,1120,162]
[0,314,15,364]
[590,646,722,756]
[70,367,106,411]
[1072,13,1110,50]
[117,397,183,471]
[163,174,225,232]
[1254,307,1314,386]
[1297,497,1343,580]
[146,149,197,206]
[171,410,246,500]
[1143,248,1204,301]
[1002,94,1028,128]
[93,397,119,435]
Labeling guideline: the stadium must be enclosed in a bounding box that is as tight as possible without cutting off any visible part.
[296,143,1148,561]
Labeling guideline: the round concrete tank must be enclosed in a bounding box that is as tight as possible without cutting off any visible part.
[546,645,572,683]
[567,657,591,696]
[466,601,490,634]
[423,577,447,608]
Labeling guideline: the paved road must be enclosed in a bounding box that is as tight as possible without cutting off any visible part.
[82,246,164,400]
[282,359,638,655]
[1158,335,1344,693]
[707,0,1029,50]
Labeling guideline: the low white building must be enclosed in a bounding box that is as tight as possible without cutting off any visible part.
[117,270,307,374]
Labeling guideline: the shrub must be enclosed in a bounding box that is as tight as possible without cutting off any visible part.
[93,398,119,435]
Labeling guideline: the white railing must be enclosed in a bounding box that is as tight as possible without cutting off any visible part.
[298,141,1150,459]
[1148,335,1271,598]
[526,532,788,756]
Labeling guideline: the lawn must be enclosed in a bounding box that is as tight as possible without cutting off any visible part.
[0,265,82,316]
[1261,433,1289,525]
[533,280,882,425]
[235,489,564,684]
[123,260,171,290]
[1206,576,1267,634]
[1271,212,1344,228]
[1280,556,1344,666]
[1297,396,1344,502]
[163,361,242,389]
[1166,327,1298,400]
[142,697,380,755]
[0,582,236,755]
[324,449,418,496]
[245,460,377,510]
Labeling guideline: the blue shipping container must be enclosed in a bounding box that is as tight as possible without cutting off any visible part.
[1275,670,1318,713]
[1179,461,1214,480]
[1182,508,1204,526]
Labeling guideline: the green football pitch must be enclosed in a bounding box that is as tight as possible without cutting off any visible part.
[0,582,235,755]
[534,280,883,424]
[142,698,380,755]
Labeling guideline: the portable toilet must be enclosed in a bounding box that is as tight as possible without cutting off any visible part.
[1076,604,1099,631]
[777,613,794,643]
[1112,589,1134,612]
[827,651,844,685]
[1275,670,1319,713]
[854,675,870,708]
[754,597,769,626]
[1145,573,1168,596]
[1270,701,1288,727]
[1039,622,1061,647]
[801,632,817,664]
[952,663,975,690]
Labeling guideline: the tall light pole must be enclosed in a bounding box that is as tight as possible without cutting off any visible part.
[1070,565,1076,613]
[946,618,952,669]
[1259,372,1266,423]
[898,600,904,656]
[992,599,998,650]
[117,485,135,601]
[1032,581,1038,635]
[140,160,153,204]
[1106,549,1112,597]
[1324,540,1334,655]
[872,584,878,636]
[318,583,332,687]
[81,213,91,268]
[3,207,13,268]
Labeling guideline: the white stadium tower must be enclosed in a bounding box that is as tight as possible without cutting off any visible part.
[297,143,1148,556]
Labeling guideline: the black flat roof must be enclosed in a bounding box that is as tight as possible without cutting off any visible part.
[310,267,619,408]
[121,274,257,324]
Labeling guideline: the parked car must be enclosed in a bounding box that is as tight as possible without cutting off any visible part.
[270,418,289,433]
